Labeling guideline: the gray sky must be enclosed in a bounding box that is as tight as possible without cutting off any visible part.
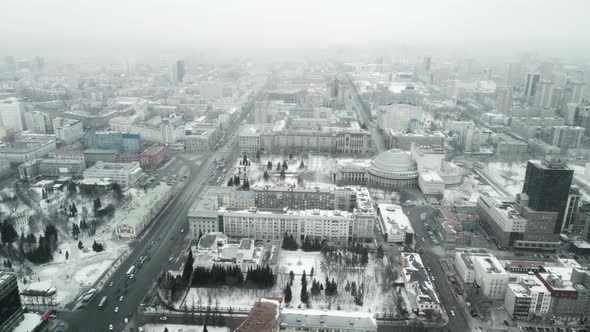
[3,0,590,57]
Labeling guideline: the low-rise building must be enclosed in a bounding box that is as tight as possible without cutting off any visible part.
[378,204,413,244]
[18,158,86,179]
[83,161,143,187]
[537,267,590,322]
[400,252,441,315]
[472,254,509,299]
[279,308,377,332]
[236,298,281,332]
[418,170,444,198]
[113,183,172,238]
[139,146,165,169]
[454,252,477,283]
[388,130,445,150]
[504,275,552,320]
[184,128,219,151]
[52,117,84,144]
[84,131,141,154]
[20,281,58,309]
[0,137,56,163]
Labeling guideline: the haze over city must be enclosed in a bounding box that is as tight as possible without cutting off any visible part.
[1,1,590,332]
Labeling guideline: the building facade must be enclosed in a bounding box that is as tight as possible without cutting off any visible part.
[82,161,143,187]
[0,272,24,332]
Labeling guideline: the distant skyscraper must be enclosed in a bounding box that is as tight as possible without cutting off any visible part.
[495,86,512,114]
[506,63,522,87]
[171,60,185,83]
[524,73,541,100]
[533,80,553,108]
[550,87,562,109]
[0,98,25,132]
[547,126,584,150]
[423,56,431,72]
[561,80,586,111]
[521,158,574,233]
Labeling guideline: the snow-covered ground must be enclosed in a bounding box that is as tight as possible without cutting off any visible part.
[0,183,151,308]
[235,155,337,190]
[177,250,396,315]
[141,324,230,332]
[443,174,499,205]
[484,162,527,196]
[14,313,42,332]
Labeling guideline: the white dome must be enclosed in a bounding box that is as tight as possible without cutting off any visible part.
[370,149,416,173]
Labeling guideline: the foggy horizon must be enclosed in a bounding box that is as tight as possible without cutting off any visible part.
[3,0,590,60]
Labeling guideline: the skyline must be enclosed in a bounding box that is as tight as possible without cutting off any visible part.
[3,0,590,59]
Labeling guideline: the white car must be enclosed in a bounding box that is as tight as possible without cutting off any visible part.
[114,306,119,313]
[109,324,114,331]
[119,295,124,302]
[450,310,455,316]
[124,318,129,324]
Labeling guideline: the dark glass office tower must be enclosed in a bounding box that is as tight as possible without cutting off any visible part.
[0,272,24,332]
[521,158,574,233]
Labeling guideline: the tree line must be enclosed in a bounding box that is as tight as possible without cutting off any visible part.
[190,265,275,289]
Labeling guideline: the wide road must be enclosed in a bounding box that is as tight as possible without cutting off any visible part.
[403,205,471,332]
[345,74,387,153]
[61,104,250,332]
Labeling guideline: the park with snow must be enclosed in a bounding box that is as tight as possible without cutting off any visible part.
[0,179,149,308]
[173,248,403,317]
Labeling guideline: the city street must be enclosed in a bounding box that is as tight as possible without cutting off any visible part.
[58,107,247,332]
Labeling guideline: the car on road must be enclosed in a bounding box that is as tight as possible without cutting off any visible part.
[109,281,114,287]
[124,318,129,324]
[160,316,168,321]
[118,295,124,302]
[109,324,114,331]
[450,310,455,316]
[181,228,185,233]
[138,328,144,332]
[114,306,119,313]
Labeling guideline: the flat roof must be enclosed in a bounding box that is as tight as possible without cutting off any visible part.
[235,298,281,332]
[115,183,171,228]
[140,145,164,156]
[378,204,413,236]
[472,255,508,275]
[280,308,377,331]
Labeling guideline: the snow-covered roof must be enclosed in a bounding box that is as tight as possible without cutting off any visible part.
[115,183,171,228]
[22,281,57,295]
[236,297,282,332]
[14,313,43,332]
[378,204,413,236]
[280,308,377,331]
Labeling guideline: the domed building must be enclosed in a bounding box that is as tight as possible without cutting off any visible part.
[367,149,418,188]
[332,149,418,189]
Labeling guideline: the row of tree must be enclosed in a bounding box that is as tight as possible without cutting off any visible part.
[321,244,369,267]
[281,233,298,250]
[227,175,250,190]
[190,265,275,289]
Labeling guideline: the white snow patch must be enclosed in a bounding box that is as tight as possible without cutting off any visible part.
[141,324,230,332]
